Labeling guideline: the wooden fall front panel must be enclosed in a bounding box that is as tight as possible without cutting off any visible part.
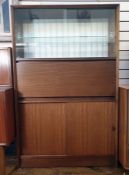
[16,60,116,97]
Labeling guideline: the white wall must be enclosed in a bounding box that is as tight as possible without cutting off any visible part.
[118,3,129,84]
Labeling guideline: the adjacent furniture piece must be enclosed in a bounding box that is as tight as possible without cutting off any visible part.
[119,85,129,169]
[0,87,14,175]
[0,48,15,175]
[0,87,14,145]
[12,4,119,167]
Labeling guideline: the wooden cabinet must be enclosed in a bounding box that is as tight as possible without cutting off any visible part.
[0,87,15,175]
[119,85,129,169]
[0,48,14,145]
[12,4,119,167]
[0,48,15,175]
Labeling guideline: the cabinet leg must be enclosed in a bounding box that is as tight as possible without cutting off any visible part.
[0,147,5,175]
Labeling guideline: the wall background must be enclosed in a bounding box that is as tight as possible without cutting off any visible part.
[119,4,129,85]
[0,1,129,85]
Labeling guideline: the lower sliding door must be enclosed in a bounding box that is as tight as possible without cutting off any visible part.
[19,101,116,167]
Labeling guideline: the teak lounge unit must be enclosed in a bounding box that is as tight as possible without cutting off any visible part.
[0,48,15,175]
[12,4,119,167]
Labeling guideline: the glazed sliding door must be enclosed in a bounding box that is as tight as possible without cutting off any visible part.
[14,8,116,59]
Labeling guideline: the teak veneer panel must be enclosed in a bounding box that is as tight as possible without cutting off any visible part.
[20,103,66,155]
[119,88,127,167]
[16,61,116,97]
[119,86,129,169]
[66,102,116,156]
[0,87,15,145]
[20,101,116,157]
[0,92,6,143]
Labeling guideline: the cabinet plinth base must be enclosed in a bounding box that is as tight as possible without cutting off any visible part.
[21,155,115,168]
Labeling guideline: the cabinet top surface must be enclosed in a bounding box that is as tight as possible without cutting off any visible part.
[119,85,129,90]
[0,86,12,92]
[12,4,119,9]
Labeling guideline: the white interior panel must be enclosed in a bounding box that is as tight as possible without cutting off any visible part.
[119,60,129,69]
[120,2,129,11]
[120,42,129,50]
[120,12,129,21]
[119,70,129,78]
[120,32,129,41]
[119,79,129,85]
[120,22,129,31]
[120,51,129,60]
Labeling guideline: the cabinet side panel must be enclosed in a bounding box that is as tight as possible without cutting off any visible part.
[119,88,127,167]
[126,91,129,168]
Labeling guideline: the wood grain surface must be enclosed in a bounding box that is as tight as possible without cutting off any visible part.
[19,101,116,157]
[0,48,12,86]
[17,61,116,97]
[0,87,15,145]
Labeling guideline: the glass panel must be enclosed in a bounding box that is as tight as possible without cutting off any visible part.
[0,0,10,33]
[2,0,10,32]
[14,8,116,59]
[0,4,3,33]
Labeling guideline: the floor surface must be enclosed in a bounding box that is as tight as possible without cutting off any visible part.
[7,166,128,175]
[6,156,128,175]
